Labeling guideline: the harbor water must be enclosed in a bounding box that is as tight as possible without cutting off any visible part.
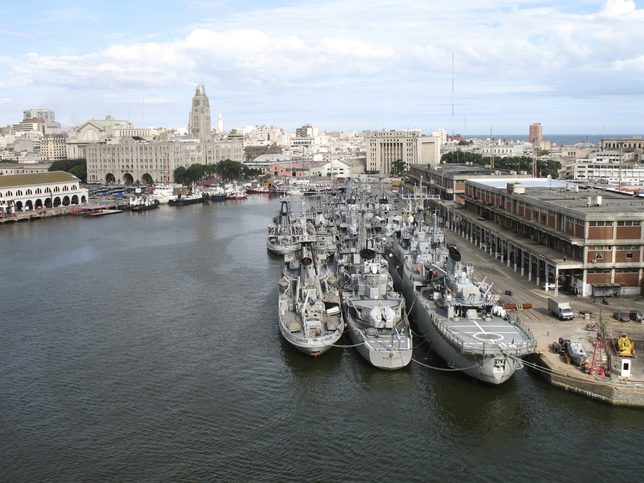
[1,196,643,481]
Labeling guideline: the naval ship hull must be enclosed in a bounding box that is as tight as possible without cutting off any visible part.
[344,315,412,370]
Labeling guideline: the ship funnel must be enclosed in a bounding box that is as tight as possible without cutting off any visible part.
[448,246,461,262]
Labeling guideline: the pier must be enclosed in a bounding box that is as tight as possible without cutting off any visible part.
[0,206,72,224]
[439,209,644,407]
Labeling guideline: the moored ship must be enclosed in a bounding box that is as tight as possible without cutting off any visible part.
[340,247,412,370]
[278,242,344,356]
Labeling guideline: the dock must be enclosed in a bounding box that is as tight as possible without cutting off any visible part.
[0,206,72,224]
[440,212,644,407]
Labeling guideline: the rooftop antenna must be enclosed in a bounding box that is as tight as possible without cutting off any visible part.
[490,123,495,169]
[451,52,454,139]
[141,79,146,127]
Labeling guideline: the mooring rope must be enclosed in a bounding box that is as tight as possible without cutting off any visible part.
[331,341,365,348]
[411,357,479,372]
[503,353,623,386]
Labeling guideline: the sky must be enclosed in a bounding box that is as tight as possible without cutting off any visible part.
[1,0,644,135]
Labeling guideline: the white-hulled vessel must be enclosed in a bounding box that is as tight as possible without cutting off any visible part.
[278,242,344,356]
[150,184,177,204]
[340,247,412,370]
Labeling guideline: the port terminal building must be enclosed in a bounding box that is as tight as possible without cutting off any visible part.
[409,165,644,297]
[0,171,88,215]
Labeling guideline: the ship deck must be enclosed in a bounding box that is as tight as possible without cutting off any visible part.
[438,315,535,355]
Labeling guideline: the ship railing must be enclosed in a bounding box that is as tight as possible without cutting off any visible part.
[433,315,537,356]
[507,313,538,353]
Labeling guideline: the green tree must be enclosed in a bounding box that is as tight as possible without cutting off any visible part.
[174,166,186,184]
[441,151,484,164]
[215,159,243,181]
[242,165,264,177]
[391,159,406,176]
[203,164,218,177]
[537,160,561,178]
[49,158,87,183]
[184,164,205,185]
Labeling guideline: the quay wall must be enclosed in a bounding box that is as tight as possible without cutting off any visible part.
[531,353,644,408]
[0,207,72,224]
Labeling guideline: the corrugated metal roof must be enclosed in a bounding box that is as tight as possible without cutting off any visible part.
[0,171,80,188]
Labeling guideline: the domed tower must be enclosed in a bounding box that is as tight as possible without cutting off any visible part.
[188,85,211,139]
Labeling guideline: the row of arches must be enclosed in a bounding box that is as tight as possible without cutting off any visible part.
[5,195,87,212]
[0,185,79,198]
[104,173,154,185]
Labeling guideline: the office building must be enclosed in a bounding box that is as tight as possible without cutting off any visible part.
[529,122,543,145]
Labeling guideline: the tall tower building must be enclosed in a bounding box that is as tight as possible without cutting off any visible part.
[529,122,542,145]
[188,85,211,139]
[217,113,223,133]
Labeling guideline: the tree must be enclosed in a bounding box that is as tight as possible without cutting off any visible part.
[174,166,186,184]
[441,151,484,165]
[215,159,243,181]
[390,159,406,176]
[242,165,264,178]
[184,164,205,185]
[49,158,87,183]
[537,160,562,178]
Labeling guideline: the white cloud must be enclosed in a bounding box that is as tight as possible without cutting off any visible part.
[2,0,644,132]
[601,0,637,16]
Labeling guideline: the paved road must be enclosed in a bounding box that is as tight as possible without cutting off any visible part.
[442,224,644,351]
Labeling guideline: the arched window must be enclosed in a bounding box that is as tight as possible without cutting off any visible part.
[54,186,60,193]
[6,191,12,196]
[45,187,51,193]
[16,190,23,196]
[26,189,33,195]
[35,188,42,194]
[71,185,78,190]
[63,185,69,192]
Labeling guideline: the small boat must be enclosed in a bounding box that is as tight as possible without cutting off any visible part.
[149,184,177,204]
[567,341,587,366]
[246,184,273,195]
[129,196,160,212]
[206,187,228,202]
[81,207,123,217]
[168,191,207,206]
[226,189,248,200]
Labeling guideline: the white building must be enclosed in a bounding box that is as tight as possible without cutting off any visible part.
[562,158,644,187]
[318,159,351,178]
[431,128,448,145]
[66,116,156,159]
[86,136,243,185]
[0,171,88,213]
[366,130,440,173]
[41,135,68,161]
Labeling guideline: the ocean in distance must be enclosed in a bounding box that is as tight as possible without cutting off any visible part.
[1,196,643,482]
[467,134,644,145]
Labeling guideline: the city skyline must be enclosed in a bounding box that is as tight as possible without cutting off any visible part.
[1,0,644,134]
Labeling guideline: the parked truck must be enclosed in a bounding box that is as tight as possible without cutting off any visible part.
[548,297,574,320]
